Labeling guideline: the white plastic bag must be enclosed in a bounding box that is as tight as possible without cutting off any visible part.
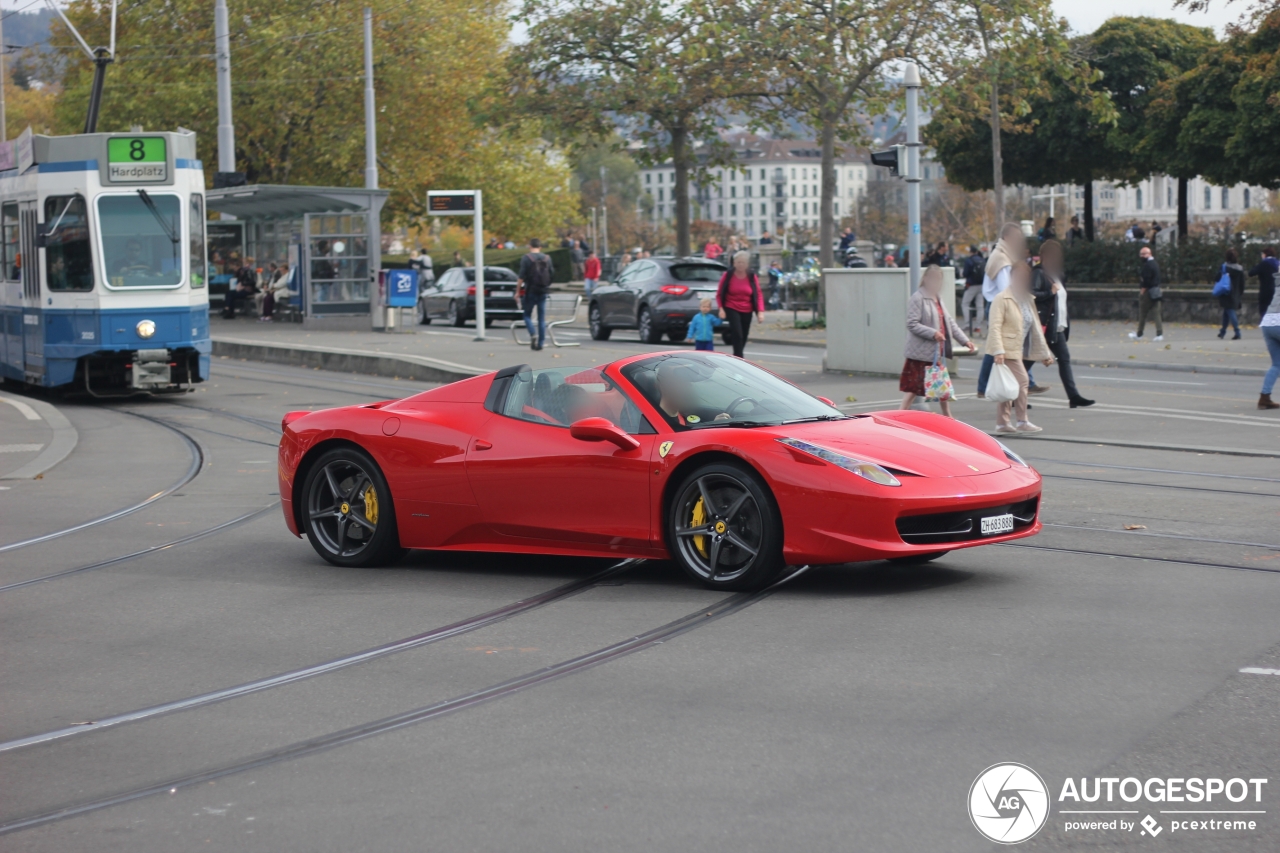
[986,362,1020,403]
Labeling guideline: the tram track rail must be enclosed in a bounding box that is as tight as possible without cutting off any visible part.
[998,541,1280,575]
[0,411,204,554]
[0,565,808,835]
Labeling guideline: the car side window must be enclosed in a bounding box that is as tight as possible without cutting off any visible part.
[615,263,637,285]
[500,367,654,434]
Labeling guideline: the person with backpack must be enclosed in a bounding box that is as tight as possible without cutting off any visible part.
[517,238,554,350]
[715,251,764,358]
[960,245,985,335]
[1249,246,1278,322]
[1216,248,1246,340]
[1128,246,1163,341]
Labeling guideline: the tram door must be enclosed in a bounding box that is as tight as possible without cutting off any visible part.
[18,201,39,383]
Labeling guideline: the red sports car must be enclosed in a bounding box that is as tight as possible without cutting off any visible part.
[278,352,1042,590]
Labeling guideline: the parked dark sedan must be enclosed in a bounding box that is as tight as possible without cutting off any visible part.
[589,257,728,343]
[416,266,521,327]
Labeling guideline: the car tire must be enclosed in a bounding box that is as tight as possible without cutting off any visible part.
[448,300,465,327]
[301,446,404,568]
[888,551,949,565]
[638,306,663,344]
[415,300,431,325]
[668,461,785,591]
[589,303,612,340]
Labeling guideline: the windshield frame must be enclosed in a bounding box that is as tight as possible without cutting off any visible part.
[95,190,186,291]
[618,352,846,431]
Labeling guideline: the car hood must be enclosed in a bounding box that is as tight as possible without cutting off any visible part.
[774,416,1009,477]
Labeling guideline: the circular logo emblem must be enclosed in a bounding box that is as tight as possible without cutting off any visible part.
[968,763,1049,845]
[686,414,700,423]
[135,319,156,339]
[340,502,350,514]
[714,520,727,534]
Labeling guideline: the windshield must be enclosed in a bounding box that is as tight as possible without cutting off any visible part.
[669,264,725,282]
[621,353,844,429]
[98,193,182,288]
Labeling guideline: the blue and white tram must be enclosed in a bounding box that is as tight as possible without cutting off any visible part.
[0,130,210,394]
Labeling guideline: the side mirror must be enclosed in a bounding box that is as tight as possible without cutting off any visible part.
[817,396,835,407]
[570,417,641,451]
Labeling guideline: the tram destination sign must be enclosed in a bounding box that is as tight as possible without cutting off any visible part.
[106,137,168,183]
[427,191,476,214]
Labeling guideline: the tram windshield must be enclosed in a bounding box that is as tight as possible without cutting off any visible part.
[98,192,183,288]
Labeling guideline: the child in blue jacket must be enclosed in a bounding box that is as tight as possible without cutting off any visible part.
[686,298,723,350]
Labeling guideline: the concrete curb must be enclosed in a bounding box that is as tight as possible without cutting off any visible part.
[1076,359,1268,377]
[212,338,487,385]
[749,336,825,349]
[0,394,79,480]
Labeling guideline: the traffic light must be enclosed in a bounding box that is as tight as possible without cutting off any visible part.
[870,145,905,178]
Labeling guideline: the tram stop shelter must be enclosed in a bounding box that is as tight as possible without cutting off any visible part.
[205,184,388,330]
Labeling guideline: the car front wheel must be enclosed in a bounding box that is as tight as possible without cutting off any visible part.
[589,303,611,340]
[448,300,465,327]
[668,461,784,590]
[638,306,663,344]
[302,447,404,568]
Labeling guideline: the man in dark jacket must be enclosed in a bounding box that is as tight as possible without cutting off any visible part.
[1250,246,1278,320]
[1130,246,1163,341]
[517,238,554,350]
[960,245,985,334]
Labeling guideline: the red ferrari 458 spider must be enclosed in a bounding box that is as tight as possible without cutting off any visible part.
[278,352,1041,590]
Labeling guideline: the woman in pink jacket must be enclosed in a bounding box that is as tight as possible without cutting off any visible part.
[716,251,765,358]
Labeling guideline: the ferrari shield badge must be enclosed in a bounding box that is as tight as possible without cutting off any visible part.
[659,441,674,458]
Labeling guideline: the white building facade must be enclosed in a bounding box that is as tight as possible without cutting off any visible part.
[1056,176,1269,226]
[638,134,870,239]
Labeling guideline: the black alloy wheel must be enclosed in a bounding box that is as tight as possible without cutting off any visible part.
[589,303,611,340]
[888,551,950,565]
[302,447,404,567]
[638,306,663,344]
[668,461,784,590]
[448,300,465,327]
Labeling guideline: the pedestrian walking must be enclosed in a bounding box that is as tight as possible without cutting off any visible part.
[517,238,554,351]
[704,239,723,260]
[1066,215,1085,246]
[924,241,949,267]
[987,263,1054,434]
[716,251,765,358]
[618,252,632,272]
[976,223,1027,398]
[1037,216,1056,241]
[884,253,898,268]
[1129,246,1164,341]
[961,244,985,335]
[1032,240,1094,408]
[685,298,723,351]
[1259,287,1280,409]
[900,265,976,418]
[1248,246,1277,323]
[583,250,601,297]
[838,227,856,258]
[1216,248,1245,340]
[570,239,586,282]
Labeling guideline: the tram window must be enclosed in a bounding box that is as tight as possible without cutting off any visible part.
[44,195,94,292]
[189,195,206,288]
[97,192,182,288]
[2,203,17,282]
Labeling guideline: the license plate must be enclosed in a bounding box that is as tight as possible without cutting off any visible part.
[980,514,1014,536]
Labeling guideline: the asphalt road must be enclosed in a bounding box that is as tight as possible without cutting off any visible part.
[1,352,1277,852]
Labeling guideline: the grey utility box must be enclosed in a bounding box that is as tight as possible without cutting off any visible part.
[824,267,956,376]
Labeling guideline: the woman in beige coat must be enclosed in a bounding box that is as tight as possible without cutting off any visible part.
[986,263,1054,433]
[900,265,976,417]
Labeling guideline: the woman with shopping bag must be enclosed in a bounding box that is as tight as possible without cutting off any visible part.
[986,263,1055,434]
[900,265,976,418]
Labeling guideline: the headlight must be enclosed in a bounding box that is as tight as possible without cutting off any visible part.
[778,437,901,486]
[997,440,1027,467]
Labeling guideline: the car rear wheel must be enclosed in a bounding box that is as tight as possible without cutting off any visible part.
[302,447,404,568]
[448,300,466,327]
[668,461,784,590]
[888,551,949,565]
[589,303,611,340]
[638,306,663,344]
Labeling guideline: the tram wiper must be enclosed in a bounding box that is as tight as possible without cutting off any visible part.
[136,189,180,245]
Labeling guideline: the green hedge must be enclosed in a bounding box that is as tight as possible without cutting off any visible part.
[383,247,571,283]
[1042,239,1267,285]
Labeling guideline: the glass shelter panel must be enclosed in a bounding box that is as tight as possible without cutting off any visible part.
[306,213,370,314]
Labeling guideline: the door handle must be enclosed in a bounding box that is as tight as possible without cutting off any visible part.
[474,439,492,451]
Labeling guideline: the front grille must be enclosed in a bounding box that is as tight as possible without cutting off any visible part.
[895,498,1038,545]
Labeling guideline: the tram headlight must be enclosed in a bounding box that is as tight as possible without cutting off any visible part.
[136,319,156,339]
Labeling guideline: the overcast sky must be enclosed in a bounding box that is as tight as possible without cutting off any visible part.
[1053,0,1244,35]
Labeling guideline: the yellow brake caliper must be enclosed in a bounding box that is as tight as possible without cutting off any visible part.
[691,496,708,558]
[363,485,379,525]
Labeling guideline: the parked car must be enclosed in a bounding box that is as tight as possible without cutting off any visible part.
[416,266,521,327]
[589,257,728,343]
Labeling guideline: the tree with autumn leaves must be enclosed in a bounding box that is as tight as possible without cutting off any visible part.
[46,0,576,240]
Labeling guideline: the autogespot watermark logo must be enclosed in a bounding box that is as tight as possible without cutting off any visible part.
[969,763,1051,844]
